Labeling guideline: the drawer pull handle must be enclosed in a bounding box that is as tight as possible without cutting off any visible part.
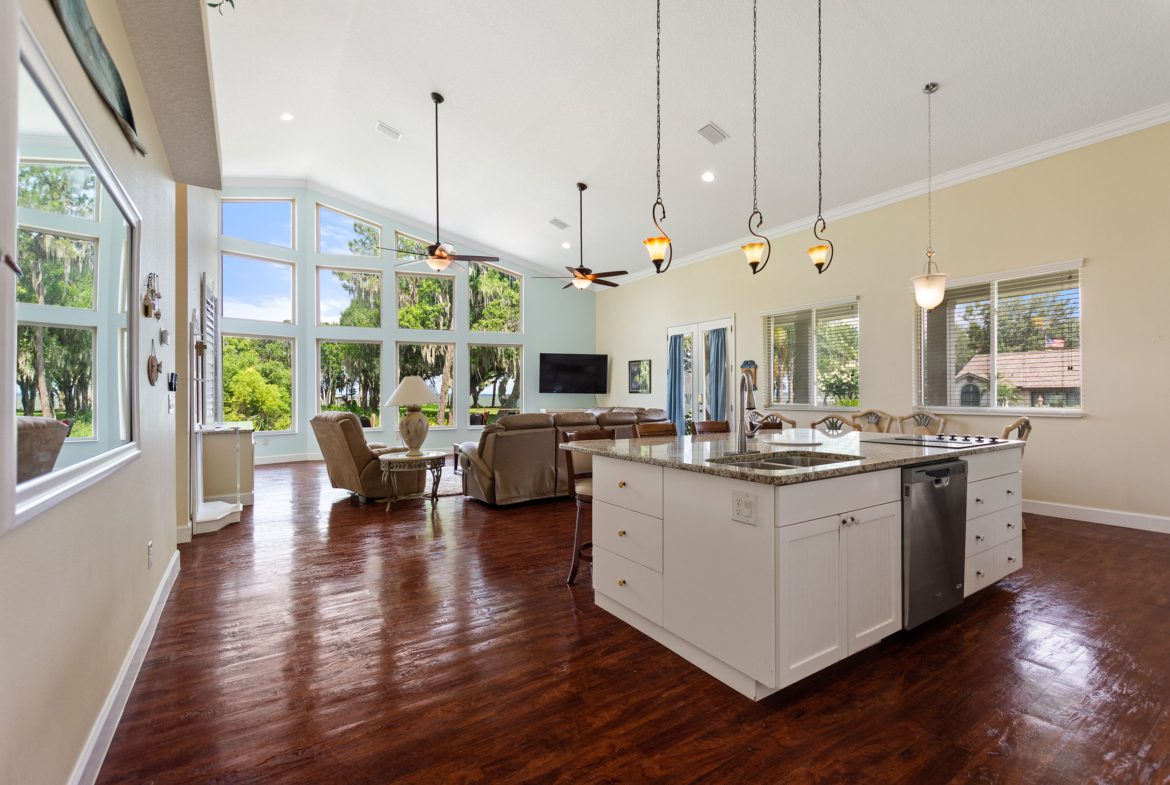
[841,518,849,527]
[617,481,627,488]
[976,570,985,577]
[975,497,984,504]
[617,529,627,537]
[617,579,627,587]
[975,534,985,542]
[1007,556,1017,563]
[849,516,857,524]
[1006,489,1015,496]
[1006,523,1016,529]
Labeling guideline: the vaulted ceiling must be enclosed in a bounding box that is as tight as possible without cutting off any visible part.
[208,0,1170,272]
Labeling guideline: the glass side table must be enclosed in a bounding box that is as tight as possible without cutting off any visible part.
[378,449,447,511]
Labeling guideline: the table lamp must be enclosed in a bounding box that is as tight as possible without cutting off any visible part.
[383,376,439,456]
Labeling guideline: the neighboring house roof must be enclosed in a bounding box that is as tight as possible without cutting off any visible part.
[955,348,1082,390]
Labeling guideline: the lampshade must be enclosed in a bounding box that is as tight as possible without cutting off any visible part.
[426,255,452,273]
[807,243,830,270]
[383,375,439,407]
[571,277,592,290]
[741,242,767,266]
[643,235,670,263]
[912,272,948,310]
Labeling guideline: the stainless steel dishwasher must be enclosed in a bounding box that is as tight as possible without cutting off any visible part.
[902,460,968,629]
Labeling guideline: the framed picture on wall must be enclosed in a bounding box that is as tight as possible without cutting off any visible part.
[628,360,651,394]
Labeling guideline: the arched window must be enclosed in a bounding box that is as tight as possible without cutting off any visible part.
[960,383,982,407]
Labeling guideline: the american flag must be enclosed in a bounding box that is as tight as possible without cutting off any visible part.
[1045,336,1065,349]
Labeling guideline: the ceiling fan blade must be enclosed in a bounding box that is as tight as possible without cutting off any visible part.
[565,266,583,277]
[592,279,619,288]
[383,248,427,257]
[534,275,572,279]
[589,270,628,278]
[449,254,499,262]
[561,282,576,289]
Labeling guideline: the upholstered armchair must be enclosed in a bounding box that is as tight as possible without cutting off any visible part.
[16,416,70,483]
[457,413,559,505]
[310,411,424,502]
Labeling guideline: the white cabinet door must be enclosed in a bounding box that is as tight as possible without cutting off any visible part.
[843,501,902,654]
[776,514,846,687]
[663,469,776,687]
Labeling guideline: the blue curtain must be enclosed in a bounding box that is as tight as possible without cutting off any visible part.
[707,328,728,421]
[666,334,685,437]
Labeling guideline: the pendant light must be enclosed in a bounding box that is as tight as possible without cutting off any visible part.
[807,0,833,273]
[643,0,672,273]
[912,82,948,310]
[742,0,771,274]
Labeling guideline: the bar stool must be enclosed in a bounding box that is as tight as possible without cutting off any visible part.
[562,428,616,585]
[694,420,731,434]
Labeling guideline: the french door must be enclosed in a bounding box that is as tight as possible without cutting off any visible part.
[667,316,735,432]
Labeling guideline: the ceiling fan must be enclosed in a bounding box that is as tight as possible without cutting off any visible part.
[380,92,500,272]
[536,183,627,290]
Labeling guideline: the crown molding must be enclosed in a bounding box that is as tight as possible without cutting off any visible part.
[608,103,1170,288]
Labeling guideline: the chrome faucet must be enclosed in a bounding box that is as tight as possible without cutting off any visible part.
[737,368,753,453]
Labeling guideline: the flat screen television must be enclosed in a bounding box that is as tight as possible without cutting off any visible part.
[539,353,608,394]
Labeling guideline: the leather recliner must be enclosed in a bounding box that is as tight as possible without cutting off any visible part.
[310,411,424,501]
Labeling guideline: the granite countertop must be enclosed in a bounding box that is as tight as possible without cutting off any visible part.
[560,428,1023,486]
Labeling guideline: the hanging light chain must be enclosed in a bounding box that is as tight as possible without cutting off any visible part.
[752,0,759,212]
[816,0,824,219]
[655,0,663,203]
[927,84,933,257]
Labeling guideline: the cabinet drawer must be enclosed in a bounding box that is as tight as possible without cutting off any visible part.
[964,449,1022,482]
[776,469,899,527]
[993,538,1023,581]
[966,513,996,558]
[967,473,1021,519]
[593,546,663,625]
[991,504,1023,546]
[593,500,663,572]
[964,550,995,597]
[593,457,663,518]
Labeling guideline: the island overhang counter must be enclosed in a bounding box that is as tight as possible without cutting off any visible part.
[561,430,1025,700]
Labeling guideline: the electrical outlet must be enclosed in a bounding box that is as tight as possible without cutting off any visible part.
[167,392,175,414]
[732,490,757,525]
[147,540,153,569]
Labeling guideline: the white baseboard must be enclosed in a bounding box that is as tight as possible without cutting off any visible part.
[204,491,254,506]
[175,521,191,544]
[1024,499,1170,536]
[255,451,321,465]
[69,550,180,785]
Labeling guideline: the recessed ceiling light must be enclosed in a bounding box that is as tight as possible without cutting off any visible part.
[701,171,716,183]
[279,112,294,122]
[562,242,571,249]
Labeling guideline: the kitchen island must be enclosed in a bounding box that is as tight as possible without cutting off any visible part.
[561,429,1024,699]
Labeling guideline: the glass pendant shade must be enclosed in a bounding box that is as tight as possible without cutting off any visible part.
[426,255,452,272]
[571,277,592,290]
[807,243,830,270]
[643,235,671,264]
[912,272,948,310]
[741,241,767,266]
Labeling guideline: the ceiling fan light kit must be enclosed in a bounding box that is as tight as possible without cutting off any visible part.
[912,81,948,310]
[644,0,673,274]
[535,182,628,290]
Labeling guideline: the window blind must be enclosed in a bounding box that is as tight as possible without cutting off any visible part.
[764,299,859,407]
[915,266,1081,411]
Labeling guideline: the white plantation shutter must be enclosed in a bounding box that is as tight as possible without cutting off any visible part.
[915,263,1082,411]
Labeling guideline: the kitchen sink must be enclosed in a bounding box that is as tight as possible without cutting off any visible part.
[707,451,861,471]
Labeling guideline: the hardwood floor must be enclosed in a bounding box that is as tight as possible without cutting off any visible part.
[98,462,1170,784]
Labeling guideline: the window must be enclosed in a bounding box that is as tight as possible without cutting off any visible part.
[316,204,380,256]
[468,345,521,425]
[16,228,97,308]
[765,300,859,408]
[396,273,453,330]
[222,335,294,432]
[916,265,1082,412]
[317,268,381,327]
[395,230,429,260]
[221,199,294,248]
[469,262,521,332]
[16,325,95,437]
[397,342,454,427]
[319,341,381,427]
[221,253,294,323]
[18,160,97,219]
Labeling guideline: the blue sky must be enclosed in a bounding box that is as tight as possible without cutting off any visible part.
[317,269,380,325]
[222,254,293,322]
[317,206,379,256]
[221,200,292,248]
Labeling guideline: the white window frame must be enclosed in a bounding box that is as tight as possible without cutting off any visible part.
[219,332,298,435]
[315,264,383,328]
[911,259,1084,418]
[468,260,524,335]
[466,343,523,430]
[315,202,381,257]
[394,269,456,332]
[761,297,860,412]
[220,197,297,250]
[220,251,297,325]
[315,337,383,429]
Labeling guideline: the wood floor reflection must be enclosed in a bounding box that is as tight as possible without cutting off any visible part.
[97,462,1170,784]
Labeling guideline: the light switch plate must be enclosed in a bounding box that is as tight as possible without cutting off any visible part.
[167,392,176,414]
[732,490,757,525]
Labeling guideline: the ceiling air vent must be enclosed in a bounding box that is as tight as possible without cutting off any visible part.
[697,122,729,145]
[548,217,570,230]
[376,121,403,141]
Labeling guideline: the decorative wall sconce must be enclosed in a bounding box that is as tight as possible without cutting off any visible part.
[142,272,162,320]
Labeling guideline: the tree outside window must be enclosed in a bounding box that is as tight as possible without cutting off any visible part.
[469,262,520,332]
[319,341,381,427]
[469,345,521,425]
[222,336,294,431]
[397,343,454,426]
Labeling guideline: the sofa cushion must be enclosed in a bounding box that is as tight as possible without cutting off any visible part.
[498,412,555,430]
[595,411,638,426]
[636,408,669,422]
[553,411,597,428]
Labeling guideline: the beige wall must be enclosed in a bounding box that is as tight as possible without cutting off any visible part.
[0,1,181,783]
[597,123,1170,520]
